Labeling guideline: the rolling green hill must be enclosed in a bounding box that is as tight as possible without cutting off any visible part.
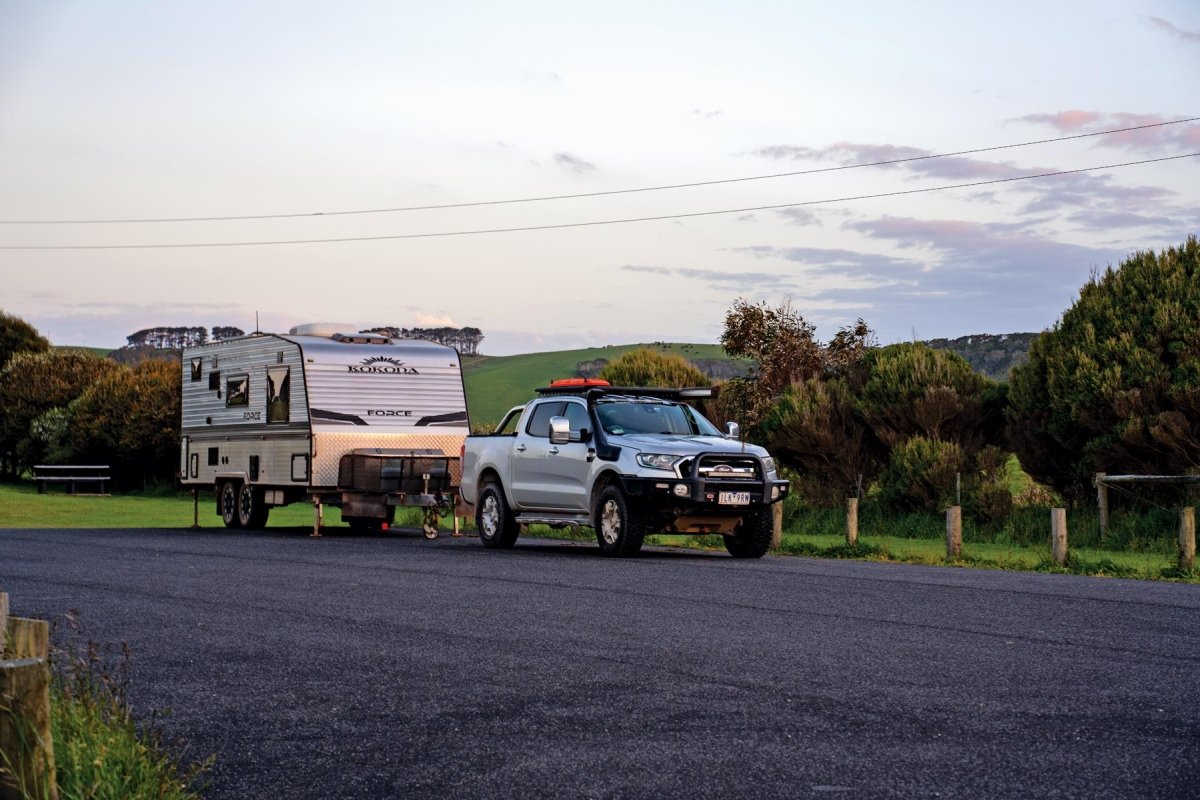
[463,342,739,426]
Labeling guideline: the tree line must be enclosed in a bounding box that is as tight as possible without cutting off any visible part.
[366,326,484,356]
[592,236,1200,519]
[0,235,1195,496]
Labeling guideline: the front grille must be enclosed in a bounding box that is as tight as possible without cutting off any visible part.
[695,455,759,481]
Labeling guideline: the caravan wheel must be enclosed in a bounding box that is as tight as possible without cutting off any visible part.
[220,482,241,528]
[237,483,270,529]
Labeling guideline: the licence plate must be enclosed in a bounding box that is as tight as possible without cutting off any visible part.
[718,491,751,506]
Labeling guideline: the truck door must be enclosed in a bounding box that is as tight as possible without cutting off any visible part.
[509,400,564,508]
[539,400,594,511]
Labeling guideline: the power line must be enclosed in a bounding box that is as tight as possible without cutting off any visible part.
[1,117,1196,225]
[1,153,1195,251]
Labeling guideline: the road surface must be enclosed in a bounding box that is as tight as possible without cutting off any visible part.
[1,527,1197,798]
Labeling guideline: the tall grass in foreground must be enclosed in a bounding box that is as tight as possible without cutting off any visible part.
[42,615,212,800]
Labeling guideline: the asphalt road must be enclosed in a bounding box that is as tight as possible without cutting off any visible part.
[1,527,1197,799]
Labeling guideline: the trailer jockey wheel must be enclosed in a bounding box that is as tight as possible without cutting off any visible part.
[422,507,440,539]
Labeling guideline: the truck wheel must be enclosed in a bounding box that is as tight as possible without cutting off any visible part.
[477,482,519,548]
[724,506,773,558]
[593,485,646,557]
[220,482,242,529]
[237,483,270,529]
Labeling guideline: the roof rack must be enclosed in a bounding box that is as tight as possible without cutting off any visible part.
[535,384,716,400]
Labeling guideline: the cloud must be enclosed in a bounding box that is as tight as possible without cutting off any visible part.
[753,124,1187,229]
[1146,16,1200,43]
[737,245,920,273]
[750,139,1046,181]
[1065,209,1189,233]
[775,208,820,226]
[1015,110,1200,152]
[412,312,458,327]
[554,152,596,174]
[780,217,1136,338]
[675,267,796,287]
[21,300,253,347]
[693,109,724,119]
[1011,170,1178,224]
[620,263,806,292]
[751,142,929,166]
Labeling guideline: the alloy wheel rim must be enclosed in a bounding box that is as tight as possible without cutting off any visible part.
[482,495,498,537]
[601,499,620,544]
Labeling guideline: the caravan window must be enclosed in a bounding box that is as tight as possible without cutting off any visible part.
[226,374,249,407]
[190,358,202,382]
[267,366,290,423]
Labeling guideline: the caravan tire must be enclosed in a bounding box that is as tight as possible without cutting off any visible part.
[237,483,270,529]
[220,482,241,529]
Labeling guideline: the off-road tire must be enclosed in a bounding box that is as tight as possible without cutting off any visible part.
[724,505,773,558]
[593,484,646,557]
[220,481,241,529]
[237,483,270,529]
[477,481,520,548]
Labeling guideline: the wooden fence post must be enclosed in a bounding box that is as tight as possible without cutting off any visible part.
[0,593,7,645]
[1179,507,1196,572]
[846,497,858,547]
[945,506,962,559]
[1051,507,1068,566]
[771,502,783,549]
[5,619,49,662]
[1,612,56,800]
[1095,472,1108,540]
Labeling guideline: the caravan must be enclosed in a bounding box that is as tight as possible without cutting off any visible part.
[180,324,470,534]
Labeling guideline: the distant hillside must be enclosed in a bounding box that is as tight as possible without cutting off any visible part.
[922,332,1038,381]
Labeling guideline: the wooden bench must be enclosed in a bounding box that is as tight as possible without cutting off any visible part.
[33,464,110,495]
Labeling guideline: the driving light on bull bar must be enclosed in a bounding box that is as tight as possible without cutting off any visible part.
[673,483,690,497]
[636,453,681,470]
[771,485,781,501]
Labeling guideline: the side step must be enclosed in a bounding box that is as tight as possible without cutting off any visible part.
[514,512,592,528]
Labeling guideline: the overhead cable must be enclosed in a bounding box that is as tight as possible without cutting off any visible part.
[1,153,1195,250]
[0,117,1195,225]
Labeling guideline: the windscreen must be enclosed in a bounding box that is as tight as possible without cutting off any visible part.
[595,400,721,436]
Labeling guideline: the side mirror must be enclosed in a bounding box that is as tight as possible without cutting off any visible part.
[549,416,570,445]
[573,427,592,444]
[725,421,741,439]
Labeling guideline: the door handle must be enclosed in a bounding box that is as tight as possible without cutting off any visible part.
[549,447,560,455]
[516,444,526,452]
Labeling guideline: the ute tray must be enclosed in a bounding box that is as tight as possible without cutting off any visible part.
[338,448,452,495]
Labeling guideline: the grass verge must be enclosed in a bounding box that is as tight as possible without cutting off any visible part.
[1,481,1194,582]
[4,615,213,800]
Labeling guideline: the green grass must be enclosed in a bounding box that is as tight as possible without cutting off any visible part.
[462,342,739,426]
[45,622,212,800]
[0,482,437,531]
[773,532,1190,580]
[2,482,1193,582]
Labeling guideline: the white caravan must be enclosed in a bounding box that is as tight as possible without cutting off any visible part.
[180,324,469,533]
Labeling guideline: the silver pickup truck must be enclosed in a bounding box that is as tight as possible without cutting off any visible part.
[460,381,789,557]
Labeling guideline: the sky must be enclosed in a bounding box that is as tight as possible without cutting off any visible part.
[0,1,1197,355]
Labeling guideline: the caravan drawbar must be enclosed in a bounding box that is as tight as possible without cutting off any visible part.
[180,324,470,533]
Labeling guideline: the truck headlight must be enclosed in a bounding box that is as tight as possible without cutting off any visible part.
[636,453,681,470]
[762,457,776,474]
